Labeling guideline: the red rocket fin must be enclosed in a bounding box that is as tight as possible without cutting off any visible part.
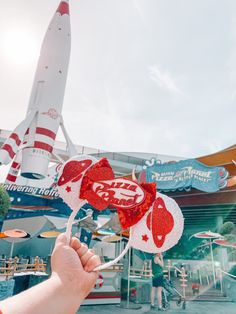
[0,110,37,165]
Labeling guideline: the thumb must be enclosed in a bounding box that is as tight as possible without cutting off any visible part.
[54,233,68,247]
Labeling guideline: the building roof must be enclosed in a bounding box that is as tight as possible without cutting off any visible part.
[0,128,184,177]
[197,145,236,177]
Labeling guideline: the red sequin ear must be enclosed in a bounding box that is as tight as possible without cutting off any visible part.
[86,158,115,181]
[58,159,93,186]
[146,197,174,248]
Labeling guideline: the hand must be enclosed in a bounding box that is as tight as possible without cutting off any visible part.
[154,254,164,267]
[51,233,101,302]
[0,233,101,314]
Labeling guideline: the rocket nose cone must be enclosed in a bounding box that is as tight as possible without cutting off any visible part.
[57,1,70,16]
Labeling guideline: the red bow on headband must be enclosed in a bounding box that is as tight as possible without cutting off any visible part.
[80,158,156,229]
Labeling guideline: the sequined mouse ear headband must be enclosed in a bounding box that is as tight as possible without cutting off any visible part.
[57,155,184,271]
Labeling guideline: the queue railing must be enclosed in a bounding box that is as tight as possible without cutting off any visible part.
[219,268,236,293]
[0,256,46,280]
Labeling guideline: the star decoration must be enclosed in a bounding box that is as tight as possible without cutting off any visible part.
[142,234,149,242]
[65,186,72,193]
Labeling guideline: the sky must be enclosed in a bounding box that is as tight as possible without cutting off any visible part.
[0,0,236,160]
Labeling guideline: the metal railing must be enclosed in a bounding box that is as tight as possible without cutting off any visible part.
[166,259,188,299]
[0,256,46,280]
[219,268,236,293]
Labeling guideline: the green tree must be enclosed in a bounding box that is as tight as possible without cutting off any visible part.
[229,264,236,279]
[0,185,10,217]
[224,234,236,243]
[218,222,235,235]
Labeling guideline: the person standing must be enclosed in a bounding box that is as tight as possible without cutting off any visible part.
[150,253,165,311]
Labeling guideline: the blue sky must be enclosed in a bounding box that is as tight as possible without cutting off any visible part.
[0,0,235,159]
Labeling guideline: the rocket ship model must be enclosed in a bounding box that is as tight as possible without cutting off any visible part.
[0,0,76,181]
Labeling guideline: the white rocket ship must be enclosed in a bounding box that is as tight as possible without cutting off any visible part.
[0,0,76,182]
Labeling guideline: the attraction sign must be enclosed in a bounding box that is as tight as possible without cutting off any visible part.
[140,158,228,192]
[2,183,59,198]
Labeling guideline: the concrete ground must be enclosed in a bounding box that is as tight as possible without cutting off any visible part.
[78,301,236,314]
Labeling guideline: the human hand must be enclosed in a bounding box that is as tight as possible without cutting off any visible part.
[51,233,101,304]
[0,234,101,314]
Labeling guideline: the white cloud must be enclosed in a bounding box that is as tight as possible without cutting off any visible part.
[0,0,235,161]
[132,0,145,23]
[149,65,185,96]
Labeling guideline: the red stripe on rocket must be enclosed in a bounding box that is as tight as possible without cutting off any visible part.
[5,153,22,184]
[0,0,77,180]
